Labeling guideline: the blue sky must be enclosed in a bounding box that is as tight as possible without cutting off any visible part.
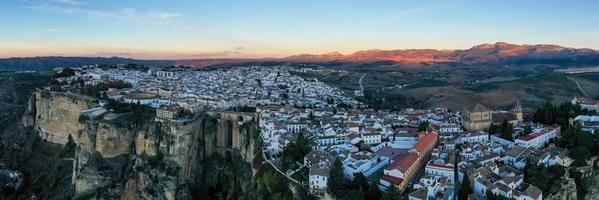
[1,0,598,59]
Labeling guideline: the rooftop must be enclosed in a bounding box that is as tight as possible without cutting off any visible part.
[123,92,158,100]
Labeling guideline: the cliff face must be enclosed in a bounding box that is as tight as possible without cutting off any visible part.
[23,90,259,199]
[33,90,95,144]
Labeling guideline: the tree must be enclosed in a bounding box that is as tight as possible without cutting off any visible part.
[342,189,365,200]
[54,68,75,77]
[499,120,513,141]
[488,124,498,135]
[350,172,369,191]
[364,181,382,200]
[328,157,347,197]
[59,134,77,158]
[418,120,430,132]
[570,146,591,166]
[280,133,311,171]
[458,173,473,200]
[381,186,402,200]
[523,125,533,135]
[486,189,495,200]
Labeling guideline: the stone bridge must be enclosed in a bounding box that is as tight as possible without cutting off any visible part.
[206,111,257,157]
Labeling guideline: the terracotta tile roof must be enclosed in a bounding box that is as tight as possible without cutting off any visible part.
[413,132,438,153]
[381,174,404,185]
[517,129,548,141]
[409,188,428,200]
[387,152,419,173]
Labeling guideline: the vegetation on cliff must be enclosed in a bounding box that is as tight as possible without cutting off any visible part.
[0,128,75,199]
[328,158,382,200]
[533,102,599,166]
[523,159,565,195]
[280,132,311,172]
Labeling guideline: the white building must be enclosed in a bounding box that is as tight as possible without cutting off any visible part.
[287,122,308,133]
[573,115,599,133]
[459,131,488,144]
[440,124,463,134]
[317,135,341,146]
[571,97,599,111]
[425,151,455,185]
[343,151,380,179]
[309,160,331,194]
[361,132,382,144]
[514,127,557,148]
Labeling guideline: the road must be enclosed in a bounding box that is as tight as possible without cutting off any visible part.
[572,78,592,98]
[358,73,367,92]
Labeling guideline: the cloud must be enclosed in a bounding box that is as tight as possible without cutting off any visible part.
[155,12,181,20]
[43,28,70,32]
[54,0,81,5]
[28,4,181,23]
[29,4,75,14]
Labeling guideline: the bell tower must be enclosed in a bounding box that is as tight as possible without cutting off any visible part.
[513,101,523,122]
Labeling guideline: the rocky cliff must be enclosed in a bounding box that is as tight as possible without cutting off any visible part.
[31,90,96,144]
[21,90,259,199]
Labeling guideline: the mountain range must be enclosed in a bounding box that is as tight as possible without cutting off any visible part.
[1,42,598,69]
[283,42,599,63]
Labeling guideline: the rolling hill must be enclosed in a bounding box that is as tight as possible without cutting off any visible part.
[0,56,173,70]
[283,42,599,64]
[1,42,598,70]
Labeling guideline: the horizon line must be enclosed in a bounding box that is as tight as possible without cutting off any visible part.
[1,41,598,60]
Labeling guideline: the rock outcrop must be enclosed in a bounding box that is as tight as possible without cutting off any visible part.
[22,90,259,199]
[32,90,96,144]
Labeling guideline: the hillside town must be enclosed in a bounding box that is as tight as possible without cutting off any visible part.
[54,65,359,112]
[49,65,598,200]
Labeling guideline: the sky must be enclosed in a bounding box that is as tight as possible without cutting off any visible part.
[1,0,599,59]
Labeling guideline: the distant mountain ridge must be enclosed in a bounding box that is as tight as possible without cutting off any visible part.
[0,56,173,70]
[283,42,599,63]
[1,42,598,70]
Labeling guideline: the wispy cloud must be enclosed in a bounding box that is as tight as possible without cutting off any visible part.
[43,28,70,32]
[54,0,81,5]
[28,3,181,24]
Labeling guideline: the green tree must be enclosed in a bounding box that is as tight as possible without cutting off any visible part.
[499,120,513,141]
[59,135,77,158]
[342,189,366,200]
[365,181,382,200]
[381,186,402,200]
[570,146,591,166]
[488,124,498,135]
[280,133,311,171]
[458,173,473,200]
[350,172,369,191]
[55,68,75,77]
[418,120,430,132]
[328,157,347,197]
[523,125,533,135]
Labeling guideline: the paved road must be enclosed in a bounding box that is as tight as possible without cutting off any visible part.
[572,78,592,98]
[358,73,367,92]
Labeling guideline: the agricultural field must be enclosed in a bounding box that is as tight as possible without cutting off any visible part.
[296,64,599,111]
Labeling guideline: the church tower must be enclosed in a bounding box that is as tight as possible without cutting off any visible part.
[513,101,523,122]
